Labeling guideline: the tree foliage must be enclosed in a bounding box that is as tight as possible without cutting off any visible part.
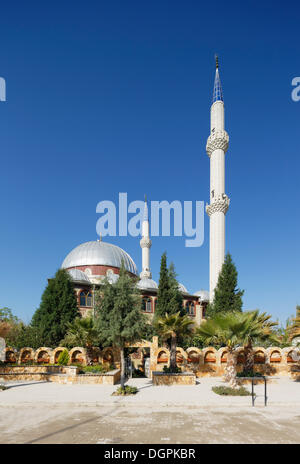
[94,262,148,389]
[57,349,70,366]
[155,253,184,320]
[206,253,244,318]
[288,306,300,343]
[6,323,45,350]
[154,312,194,372]
[196,310,277,387]
[0,307,20,324]
[168,263,184,317]
[155,252,170,319]
[61,317,99,364]
[31,269,79,347]
[0,307,20,340]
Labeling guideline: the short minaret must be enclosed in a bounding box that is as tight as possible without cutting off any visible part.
[206,56,230,301]
[140,195,152,279]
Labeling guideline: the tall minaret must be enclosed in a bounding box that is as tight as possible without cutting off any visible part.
[140,195,152,279]
[206,56,230,301]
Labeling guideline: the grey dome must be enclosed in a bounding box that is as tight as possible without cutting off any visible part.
[62,240,138,275]
[67,268,91,284]
[178,283,188,294]
[137,278,158,290]
[194,289,210,301]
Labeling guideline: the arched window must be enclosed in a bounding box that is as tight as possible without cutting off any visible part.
[185,301,190,314]
[80,291,92,307]
[80,291,86,306]
[190,302,195,315]
[86,292,92,307]
[185,301,195,316]
[142,297,152,313]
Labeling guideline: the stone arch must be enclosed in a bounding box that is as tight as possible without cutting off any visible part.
[203,347,217,363]
[253,347,267,364]
[236,347,245,364]
[267,347,282,363]
[69,347,87,365]
[19,347,35,364]
[5,347,17,363]
[155,347,170,364]
[90,346,101,364]
[101,347,114,365]
[186,347,201,364]
[218,347,228,364]
[284,347,298,363]
[35,347,52,364]
[176,347,187,364]
[51,347,68,364]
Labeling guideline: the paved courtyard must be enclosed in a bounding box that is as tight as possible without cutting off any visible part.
[0,377,299,444]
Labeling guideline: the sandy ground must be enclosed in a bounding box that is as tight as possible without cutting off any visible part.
[0,377,299,444]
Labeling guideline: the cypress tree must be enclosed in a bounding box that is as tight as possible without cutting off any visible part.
[31,269,79,347]
[168,262,184,316]
[154,252,170,319]
[206,253,244,318]
[94,277,117,345]
[155,253,185,319]
[95,262,148,390]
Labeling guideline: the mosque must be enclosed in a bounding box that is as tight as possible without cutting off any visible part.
[60,58,229,326]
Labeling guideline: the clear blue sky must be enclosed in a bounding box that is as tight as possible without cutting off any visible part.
[0,0,299,324]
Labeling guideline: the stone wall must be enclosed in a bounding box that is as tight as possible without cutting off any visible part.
[3,346,120,367]
[3,342,299,378]
[152,345,300,377]
[152,372,196,385]
[0,365,121,385]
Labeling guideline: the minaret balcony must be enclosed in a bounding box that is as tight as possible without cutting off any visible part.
[206,130,229,157]
[206,194,230,216]
[140,237,152,248]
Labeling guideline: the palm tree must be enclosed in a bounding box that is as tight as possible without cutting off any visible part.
[288,306,300,343]
[196,312,249,388]
[61,317,99,364]
[197,311,278,387]
[240,310,278,371]
[154,312,194,372]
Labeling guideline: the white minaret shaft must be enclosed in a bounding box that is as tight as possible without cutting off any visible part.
[140,197,152,279]
[206,57,230,301]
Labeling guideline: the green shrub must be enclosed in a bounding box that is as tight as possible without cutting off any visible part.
[163,365,181,374]
[237,370,264,378]
[212,386,251,396]
[57,349,70,366]
[79,364,110,374]
[112,385,138,396]
[0,385,7,391]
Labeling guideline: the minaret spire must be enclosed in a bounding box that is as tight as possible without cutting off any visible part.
[140,195,152,279]
[215,54,219,69]
[213,55,223,103]
[206,56,230,301]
